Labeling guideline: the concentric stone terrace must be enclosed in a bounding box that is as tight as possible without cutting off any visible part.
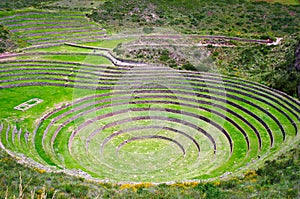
[0,10,106,49]
[1,57,299,182]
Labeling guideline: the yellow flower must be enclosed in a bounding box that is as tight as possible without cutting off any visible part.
[34,168,46,174]
[244,170,257,180]
[214,181,221,186]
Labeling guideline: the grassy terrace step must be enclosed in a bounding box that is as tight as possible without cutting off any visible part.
[0,10,83,19]
[0,52,137,68]
[15,27,104,37]
[0,12,88,22]
[30,36,107,45]
[19,29,105,38]
[9,24,97,32]
[0,61,126,72]
[0,16,85,24]
[0,16,85,25]
[5,21,90,28]
[1,16,88,23]
[7,24,98,33]
[0,52,113,64]
[25,32,106,43]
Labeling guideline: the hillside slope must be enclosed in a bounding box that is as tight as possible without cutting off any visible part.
[0,25,26,52]
[88,0,300,36]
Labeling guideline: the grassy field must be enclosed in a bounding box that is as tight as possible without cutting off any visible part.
[81,38,136,49]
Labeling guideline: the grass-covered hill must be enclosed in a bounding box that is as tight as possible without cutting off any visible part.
[88,0,300,37]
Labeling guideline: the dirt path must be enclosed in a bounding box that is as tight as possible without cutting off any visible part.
[22,33,283,51]
[0,52,17,59]
[143,34,282,45]
[267,37,282,46]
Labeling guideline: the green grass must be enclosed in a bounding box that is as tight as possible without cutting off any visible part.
[27,45,95,53]
[22,29,105,40]
[14,26,97,35]
[7,23,85,30]
[0,86,107,126]
[0,10,86,19]
[0,86,73,122]
[80,38,136,49]
[15,54,112,65]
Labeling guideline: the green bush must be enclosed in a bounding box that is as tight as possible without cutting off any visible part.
[88,0,300,37]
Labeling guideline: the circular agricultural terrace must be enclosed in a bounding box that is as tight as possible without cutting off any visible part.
[1,55,300,183]
[0,10,299,182]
